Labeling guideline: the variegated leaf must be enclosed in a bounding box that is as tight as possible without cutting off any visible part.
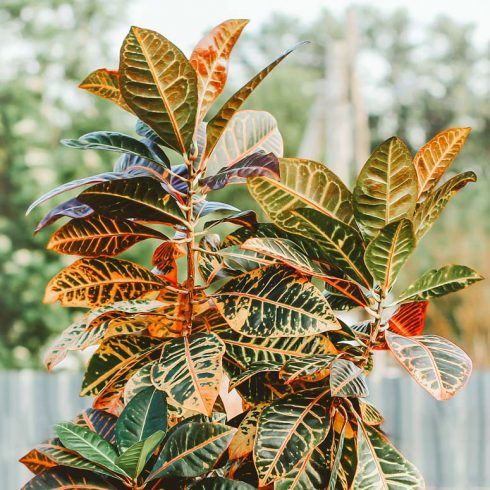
[79,68,132,112]
[414,127,471,199]
[190,19,249,121]
[229,361,283,390]
[248,157,355,227]
[200,151,279,193]
[353,422,424,489]
[205,42,305,155]
[413,171,476,240]
[119,26,198,154]
[72,408,117,444]
[147,422,235,480]
[254,387,331,486]
[282,209,371,287]
[22,467,119,490]
[19,446,57,475]
[330,359,368,398]
[213,264,339,338]
[388,301,428,337]
[323,277,369,311]
[192,477,255,489]
[206,110,283,176]
[386,332,472,400]
[358,400,384,427]
[151,333,225,415]
[364,219,415,291]
[396,264,483,303]
[198,234,225,284]
[280,355,337,384]
[353,137,417,241]
[47,214,165,257]
[228,403,266,460]
[35,198,94,233]
[78,177,185,226]
[44,258,165,308]
[81,335,161,396]
[152,241,184,284]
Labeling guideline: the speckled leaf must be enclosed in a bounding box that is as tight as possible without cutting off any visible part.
[386,332,472,400]
[280,355,337,384]
[228,403,266,460]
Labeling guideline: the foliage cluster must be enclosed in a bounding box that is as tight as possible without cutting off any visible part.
[21,20,482,489]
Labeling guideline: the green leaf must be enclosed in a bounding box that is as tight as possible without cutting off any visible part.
[229,360,283,390]
[364,219,415,291]
[353,423,424,489]
[61,131,169,167]
[206,43,307,156]
[55,422,126,476]
[254,388,331,486]
[413,171,477,240]
[47,214,166,257]
[115,431,165,478]
[119,26,198,154]
[213,264,340,338]
[248,157,355,227]
[190,477,256,489]
[151,333,225,415]
[23,467,120,490]
[283,208,372,286]
[414,127,471,199]
[32,438,114,477]
[206,110,283,176]
[396,264,483,303]
[81,335,161,397]
[116,387,167,453]
[147,422,236,480]
[78,177,185,225]
[72,408,117,444]
[353,137,417,241]
[385,332,472,400]
[330,359,369,398]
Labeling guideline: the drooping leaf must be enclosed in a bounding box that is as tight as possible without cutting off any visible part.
[81,335,161,396]
[282,208,372,286]
[353,137,417,241]
[151,333,226,415]
[206,110,283,176]
[195,200,240,220]
[228,404,266,461]
[200,151,279,193]
[44,257,165,308]
[353,422,424,489]
[79,68,132,112]
[190,19,249,121]
[22,467,120,490]
[254,387,331,486]
[330,359,369,398]
[61,131,169,167]
[364,219,415,291]
[116,387,167,453]
[152,241,184,284]
[280,354,337,384]
[385,332,472,400]
[47,214,165,257]
[206,44,306,156]
[249,157,355,228]
[119,26,198,154]
[213,264,339,338]
[147,422,236,480]
[115,431,165,478]
[413,171,477,240]
[35,198,94,233]
[414,127,471,199]
[78,177,185,225]
[55,422,125,476]
[396,264,483,303]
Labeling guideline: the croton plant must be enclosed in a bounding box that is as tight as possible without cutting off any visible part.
[20,19,482,490]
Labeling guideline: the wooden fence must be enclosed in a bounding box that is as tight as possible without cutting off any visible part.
[1,368,489,489]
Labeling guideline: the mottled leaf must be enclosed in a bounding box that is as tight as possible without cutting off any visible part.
[330,359,368,398]
[280,354,337,384]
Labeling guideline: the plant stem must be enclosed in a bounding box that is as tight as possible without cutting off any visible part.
[361,290,385,366]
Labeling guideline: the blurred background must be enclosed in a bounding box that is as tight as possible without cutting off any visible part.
[0,0,488,488]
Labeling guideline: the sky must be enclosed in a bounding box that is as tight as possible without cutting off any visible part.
[118,0,490,52]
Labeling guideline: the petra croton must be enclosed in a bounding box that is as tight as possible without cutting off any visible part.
[21,19,482,490]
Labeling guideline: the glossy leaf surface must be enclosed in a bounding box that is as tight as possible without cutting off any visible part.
[23,467,119,490]
[330,359,369,398]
